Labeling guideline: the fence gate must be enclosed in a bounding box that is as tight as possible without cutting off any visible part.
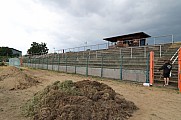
[9,58,21,67]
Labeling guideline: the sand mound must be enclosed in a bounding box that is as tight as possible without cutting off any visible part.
[0,66,40,90]
[22,80,138,120]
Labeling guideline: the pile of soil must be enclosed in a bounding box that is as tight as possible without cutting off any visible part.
[22,80,138,120]
[0,66,40,90]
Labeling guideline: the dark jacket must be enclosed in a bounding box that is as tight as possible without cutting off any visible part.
[159,62,172,74]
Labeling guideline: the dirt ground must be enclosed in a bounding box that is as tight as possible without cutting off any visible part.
[0,66,181,120]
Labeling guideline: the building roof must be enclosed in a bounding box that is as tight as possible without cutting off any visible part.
[103,32,151,42]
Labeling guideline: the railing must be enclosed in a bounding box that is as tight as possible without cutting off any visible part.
[22,53,148,82]
[119,45,162,58]
[27,44,164,60]
[147,34,174,45]
[172,56,178,64]
[56,43,109,53]
[26,34,174,60]
[170,47,180,64]
[54,34,173,54]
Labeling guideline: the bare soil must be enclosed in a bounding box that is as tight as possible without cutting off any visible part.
[0,66,181,120]
[0,66,40,90]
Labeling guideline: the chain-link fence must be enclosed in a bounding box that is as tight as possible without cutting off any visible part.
[22,45,169,83]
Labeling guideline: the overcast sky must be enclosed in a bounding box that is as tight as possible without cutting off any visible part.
[0,0,181,55]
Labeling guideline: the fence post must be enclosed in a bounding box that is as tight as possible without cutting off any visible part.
[150,51,154,85]
[58,54,60,71]
[101,56,104,77]
[159,45,162,58]
[86,55,89,77]
[146,53,150,83]
[26,58,27,67]
[38,58,40,69]
[75,56,77,74]
[89,51,91,59]
[96,51,98,59]
[26,58,28,67]
[120,55,123,80]
[106,43,108,49]
[35,58,36,69]
[144,46,146,58]
[33,58,34,68]
[172,34,174,43]
[33,58,35,68]
[52,54,54,70]
[30,58,31,68]
[42,57,44,69]
[66,57,68,73]
[178,48,181,92]
[131,47,133,58]
[47,56,48,70]
[120,48,122,58]
[30,58,32,68]
[32,58,33,68]
[62,52,64,58]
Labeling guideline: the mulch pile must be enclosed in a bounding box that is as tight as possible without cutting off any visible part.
[0,66,40,90]
[22,80,138,120]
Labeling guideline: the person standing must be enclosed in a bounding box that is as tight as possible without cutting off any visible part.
[158,60,172,86]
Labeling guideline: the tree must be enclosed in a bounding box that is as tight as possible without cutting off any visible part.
[0,47,13,56]
[27,42,49,55]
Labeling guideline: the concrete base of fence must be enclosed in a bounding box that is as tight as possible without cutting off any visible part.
[23,63,146,83]
[103,69,120,79]
[89,68,101,77]
[122,69,146,82]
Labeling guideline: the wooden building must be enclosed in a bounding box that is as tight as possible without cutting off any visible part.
[103,32,151,48]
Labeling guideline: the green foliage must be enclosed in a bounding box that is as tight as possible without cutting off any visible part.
[0,56,10,62]
[58,80,74,90]
[58,80,80,95]
[21,91,46,117]
[27,42,49,55]
[0,47,13,57]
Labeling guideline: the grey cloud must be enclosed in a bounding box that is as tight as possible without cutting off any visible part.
[37,0,70,9]
[37,0,181,50]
